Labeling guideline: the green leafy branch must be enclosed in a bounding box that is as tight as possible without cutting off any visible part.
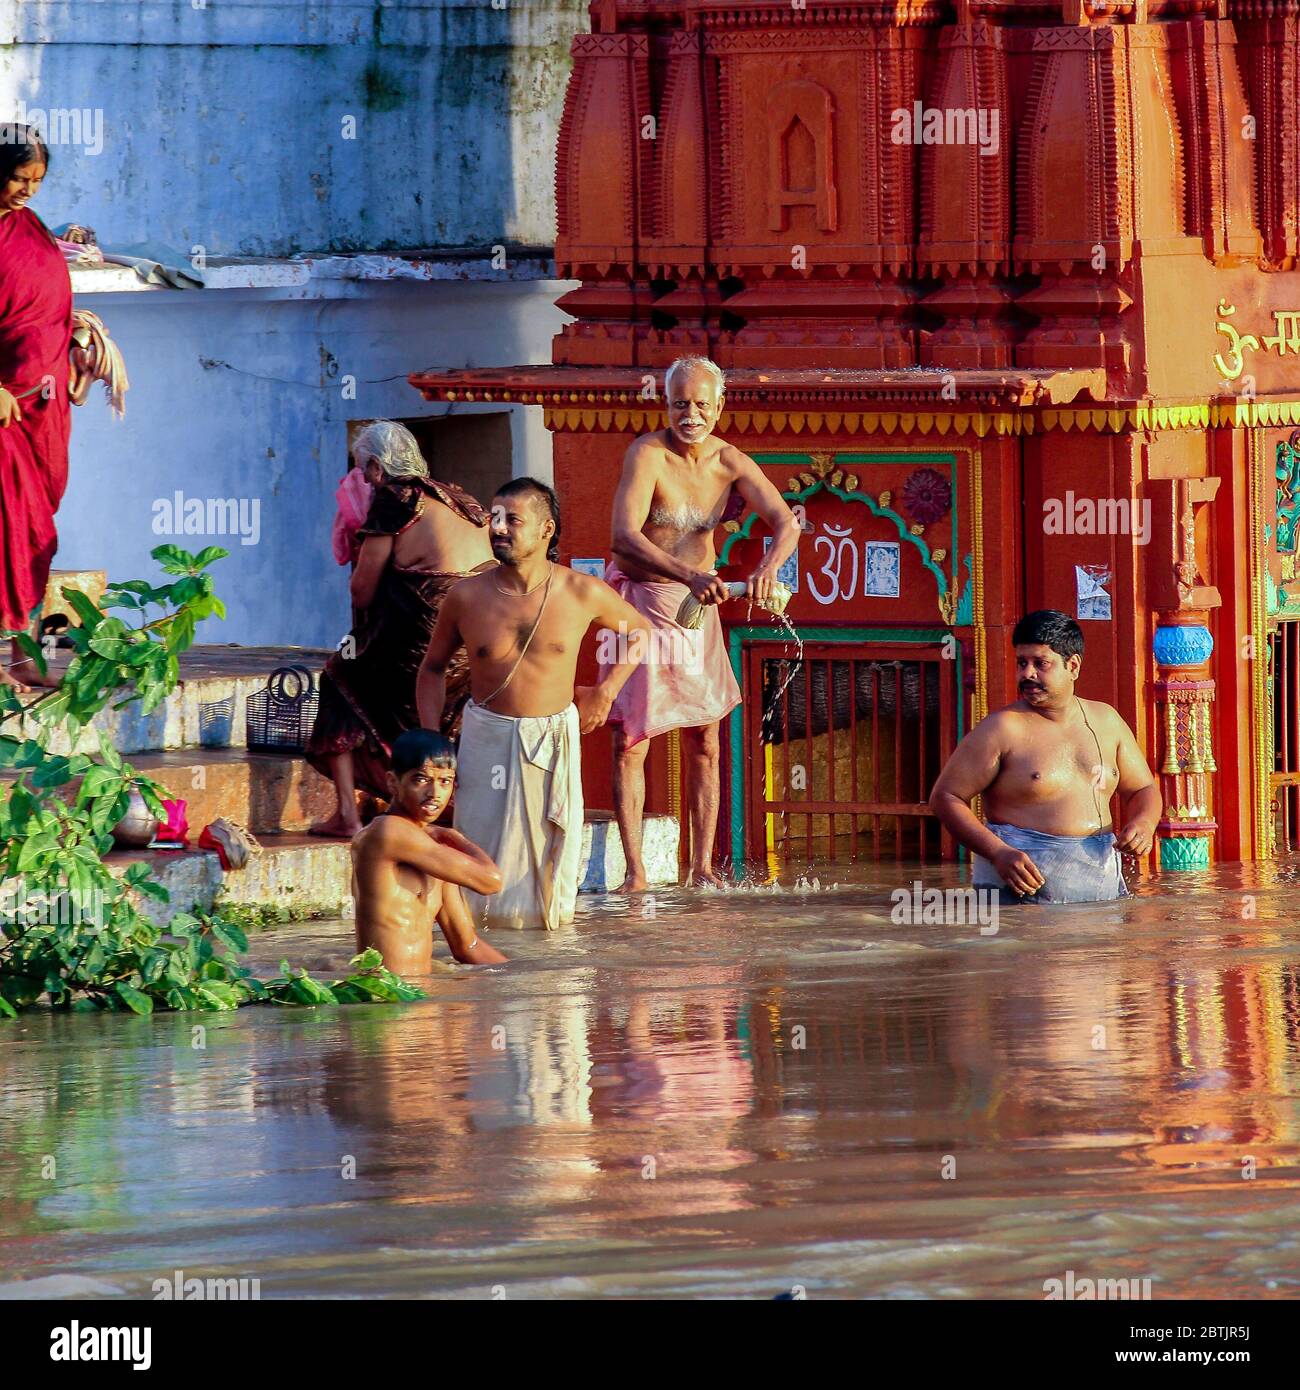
[0,545,423,1017]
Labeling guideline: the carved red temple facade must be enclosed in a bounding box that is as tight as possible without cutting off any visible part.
[413,0,1300,872]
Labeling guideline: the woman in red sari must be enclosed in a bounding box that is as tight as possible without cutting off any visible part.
[0,124,74,691]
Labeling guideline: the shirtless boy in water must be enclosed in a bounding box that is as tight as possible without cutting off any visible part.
[350,728,508,974]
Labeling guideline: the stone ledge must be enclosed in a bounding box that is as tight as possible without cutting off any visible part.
[112,813,682,925]
[111,833,351,925]
[11,645,331,757]
[579,813,679,892]
[70,252,560,296]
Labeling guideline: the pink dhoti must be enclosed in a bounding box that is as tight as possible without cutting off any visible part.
[605,564,742,748]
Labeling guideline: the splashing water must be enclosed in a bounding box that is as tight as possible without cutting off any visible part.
[744,601,804,743]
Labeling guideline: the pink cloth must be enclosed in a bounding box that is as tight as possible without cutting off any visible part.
[605,564,741,748]
[56,237,103,266]
[155,799,189,848]
[331,467,373,565]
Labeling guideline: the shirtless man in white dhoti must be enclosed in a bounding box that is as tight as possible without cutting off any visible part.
[417,477,651,930]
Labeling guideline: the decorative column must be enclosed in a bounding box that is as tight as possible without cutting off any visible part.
[915,8,1014,368]
[1152,618,1217,870]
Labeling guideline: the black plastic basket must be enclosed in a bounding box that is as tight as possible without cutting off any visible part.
[245,665,318,753]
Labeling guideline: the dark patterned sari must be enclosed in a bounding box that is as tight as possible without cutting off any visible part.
[306,476,490,797]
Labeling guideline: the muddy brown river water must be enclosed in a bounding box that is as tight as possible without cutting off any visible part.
[2,861,1299,1299]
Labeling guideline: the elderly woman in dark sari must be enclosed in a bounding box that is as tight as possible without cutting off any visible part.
[307,421,494,836]
[0,124,75,691]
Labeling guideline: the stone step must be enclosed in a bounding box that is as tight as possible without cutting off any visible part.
[12,645,331,757]
[1,747,340,837]
[119,749,336,836]
[12,642,680,919]
[112,833,353,927]
[115,814,681,925]
[579,811,679,892]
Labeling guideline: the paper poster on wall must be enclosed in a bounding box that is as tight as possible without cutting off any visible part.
[762,537,799,593]
[570,557,606,579]
[1075,563,1112,620]
[864,541,901,597]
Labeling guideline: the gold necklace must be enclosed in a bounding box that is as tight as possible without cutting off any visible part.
[492,562,552,597]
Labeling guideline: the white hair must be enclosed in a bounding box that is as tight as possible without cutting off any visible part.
[352,420,429,480]
[665,355,725,400]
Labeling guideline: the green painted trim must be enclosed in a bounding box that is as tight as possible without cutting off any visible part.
[955,553,974,626]
[751,453,959,467]
[725,624,957,868]
[1159,835,1211,871]
[717,455,960,626]
[717,480,950,594]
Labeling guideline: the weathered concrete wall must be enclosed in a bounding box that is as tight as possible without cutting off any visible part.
[3,0,585,645]
[0,0,580,254]
[63,274,571,648]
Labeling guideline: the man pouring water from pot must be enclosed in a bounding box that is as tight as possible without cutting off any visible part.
[606,356,801,890]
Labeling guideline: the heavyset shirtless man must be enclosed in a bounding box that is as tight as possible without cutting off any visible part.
[930,609,1161,903]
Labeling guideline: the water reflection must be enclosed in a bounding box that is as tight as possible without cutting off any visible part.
[3,862,1300,1297]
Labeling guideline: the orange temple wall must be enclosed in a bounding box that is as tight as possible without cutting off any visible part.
[414,0,1300,871]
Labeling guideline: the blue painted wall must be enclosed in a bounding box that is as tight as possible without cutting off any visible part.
[1,0,581,255]
[0,0,584,645]
[63,275,571,648]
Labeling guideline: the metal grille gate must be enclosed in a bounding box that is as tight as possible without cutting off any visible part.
[743,640,956,863]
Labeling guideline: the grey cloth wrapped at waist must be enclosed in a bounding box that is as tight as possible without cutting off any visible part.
[972,822,1129,903]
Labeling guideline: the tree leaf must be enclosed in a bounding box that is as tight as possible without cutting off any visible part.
[139,680,167,716]
[166,609,197,656]
[88,633,140,663]
[11,631,46,672]
[196,983,238,1010]
[31,755,73,789]
[113,981,153,1015]
[76,764,120,806]
[150,543,196,575]
[16,832,55,874]
[208,918,249,955]
[61,588,104,629]
[168,577,203,608]
[97,732,124,772]
[137,781,167,819]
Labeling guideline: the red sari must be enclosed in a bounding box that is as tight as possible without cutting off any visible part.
[0,208,73,632]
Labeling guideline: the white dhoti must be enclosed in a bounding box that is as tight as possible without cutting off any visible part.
[454,699,584,931]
